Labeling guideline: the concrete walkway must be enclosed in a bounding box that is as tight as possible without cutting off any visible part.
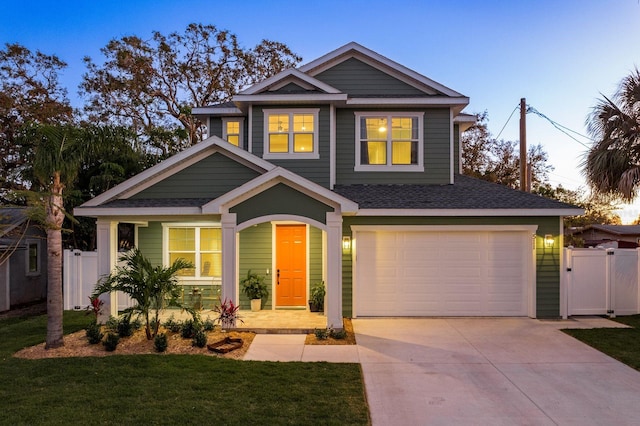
[355,317,640,426]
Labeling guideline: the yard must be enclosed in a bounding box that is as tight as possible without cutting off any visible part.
[0,311,370,425]
[563,314,640,371]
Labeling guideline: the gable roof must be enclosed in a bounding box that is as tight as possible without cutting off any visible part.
[239,69,343,95]
[77,136,274,209]
[333,175,583,216]
[0,207,28,239]
[299,42,465,98]
[575,224,640,236]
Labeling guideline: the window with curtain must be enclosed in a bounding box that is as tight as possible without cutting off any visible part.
[355,112,424,171]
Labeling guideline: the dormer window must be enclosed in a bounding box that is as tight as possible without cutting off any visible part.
[355,112,424,171]
[263,109,319,159]
[222,118,243,147]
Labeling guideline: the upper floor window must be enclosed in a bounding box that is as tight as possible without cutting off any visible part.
[355,112,424,171]
[163,224,221,280]
[263,109,319,159]
[222,118,243,147]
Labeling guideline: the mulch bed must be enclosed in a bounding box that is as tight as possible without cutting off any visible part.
[304,318,357,345]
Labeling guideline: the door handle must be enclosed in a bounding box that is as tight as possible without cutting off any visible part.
[277,269,280,285]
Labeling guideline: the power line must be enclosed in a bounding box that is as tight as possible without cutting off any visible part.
[526,106,593,150]
[494,104,519,141]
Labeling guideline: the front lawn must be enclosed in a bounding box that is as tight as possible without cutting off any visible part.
[563,314,640,372]
[0,312,370,425]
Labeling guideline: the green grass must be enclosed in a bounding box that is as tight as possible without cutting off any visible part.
[0,312,370,425]
[563,314,640,372]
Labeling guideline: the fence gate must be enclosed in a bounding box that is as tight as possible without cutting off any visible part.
[564,248,639,317]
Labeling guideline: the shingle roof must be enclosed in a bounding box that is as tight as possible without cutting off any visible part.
[102,198,212,208]
[332,175,579,210]
[586,224,640,235]
[0,207,28,238]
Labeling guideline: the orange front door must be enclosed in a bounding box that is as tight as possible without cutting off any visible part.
[275,225,307,307]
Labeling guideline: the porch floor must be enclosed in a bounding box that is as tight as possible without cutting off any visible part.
[161,308,328,334]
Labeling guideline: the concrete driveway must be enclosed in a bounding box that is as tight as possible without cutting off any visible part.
[353,317,640,425]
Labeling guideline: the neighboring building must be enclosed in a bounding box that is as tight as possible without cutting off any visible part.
[0,207,47,312]
[75,43,582,326]
[569,224,640,248]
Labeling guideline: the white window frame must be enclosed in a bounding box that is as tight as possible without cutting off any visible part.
[25,239,40,276]
[162,223,222,283]
[263,108,320,159]
[222,117,244,147]
[354,111,424,172]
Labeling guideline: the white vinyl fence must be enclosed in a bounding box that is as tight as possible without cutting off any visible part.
[63,250,133,311]
[563,247,640,317]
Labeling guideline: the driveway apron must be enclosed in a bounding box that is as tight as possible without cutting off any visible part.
[353,318,640,426]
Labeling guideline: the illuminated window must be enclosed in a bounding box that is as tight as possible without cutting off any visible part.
[222,118,243,147]
[355,112,424,171]
[263,109,319,158]
[166,226,221,279]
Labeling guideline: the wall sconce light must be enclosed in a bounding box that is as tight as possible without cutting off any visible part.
[544,234,554,248]
[342,236,351,253]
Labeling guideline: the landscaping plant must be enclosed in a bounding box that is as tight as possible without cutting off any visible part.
[85,322,103,344]
[240,269,268,300]
[93,248,196,339]
[102,332,120,351]
[154,333,168,352]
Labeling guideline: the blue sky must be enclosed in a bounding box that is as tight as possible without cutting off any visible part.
[3,1,640,220]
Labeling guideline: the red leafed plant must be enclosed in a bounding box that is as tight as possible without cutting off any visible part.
[86,296,104,321]
[213,297,243,328]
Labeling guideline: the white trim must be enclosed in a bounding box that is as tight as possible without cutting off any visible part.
[449,108,454,184]
[77,137,275,208]
[239,68,342,95]
[262,108,320,160]
[238,215,326,232]
[203,167,358,215]
[355,208,584,217]
[298,42,466,98]
[350,224,539,232]
[346,97,469,106]
[221,117,244,148]
[330,103,336,189]
[234,94,348,103]
[192,106,243,116]
[161,222,222,281]
[24,239,41,276]
[248,103,253,153]
[75,207,203,217]
[354,111,424,172]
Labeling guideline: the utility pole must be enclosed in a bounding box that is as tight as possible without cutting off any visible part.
[519,98,528,192]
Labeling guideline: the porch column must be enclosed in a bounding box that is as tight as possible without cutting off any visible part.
[221,213,237,305]
[326,212,343,329]
[96,219,118,321]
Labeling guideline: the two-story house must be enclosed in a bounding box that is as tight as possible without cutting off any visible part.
[75,43,581,327]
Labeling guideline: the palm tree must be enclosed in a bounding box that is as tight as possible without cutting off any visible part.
[584,68,640,201]
[93,248,194,339]
[26,124,87,349]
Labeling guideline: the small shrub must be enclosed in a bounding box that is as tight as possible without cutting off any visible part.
[181,319,200,339]
[86,322,104,344]
[192,329,207,348]
[163,315,183,333]
[314,328,329,340]
[116,316,136,337]
[202,318,215,332]
[154,333,168,352]
[330,328,347,340]
[103,333,120,352]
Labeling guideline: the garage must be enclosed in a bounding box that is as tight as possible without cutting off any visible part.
[353,227,535,317]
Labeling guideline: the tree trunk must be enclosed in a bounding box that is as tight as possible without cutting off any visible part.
[45,172,65,349]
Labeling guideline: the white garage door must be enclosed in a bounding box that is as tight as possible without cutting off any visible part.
[354,229,531,316]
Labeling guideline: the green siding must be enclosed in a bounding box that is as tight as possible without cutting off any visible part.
[453,124,460,173]
[309,226,323,286]
[210,117,223,139]
[130,153,260,199]
[239,223,273,309]
[335,108,451,185]
[251,105,331,187]
[315,57,426,96]
[230,183,334,225]
[137,222,162,266]
[270,82,314,94]
[341,216,562,318]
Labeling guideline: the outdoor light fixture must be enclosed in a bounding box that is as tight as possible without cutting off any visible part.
[544,234,554,248]
[342,236,351,252]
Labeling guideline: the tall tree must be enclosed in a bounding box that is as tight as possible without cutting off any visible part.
[462,112,553,190]
[584,68,640,201]
[80,23,301,156]
[0,43,73,202]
